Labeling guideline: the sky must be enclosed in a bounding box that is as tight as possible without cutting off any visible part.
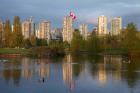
[0,0,140,31]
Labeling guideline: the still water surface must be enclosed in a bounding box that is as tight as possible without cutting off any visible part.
[0,54,140,93]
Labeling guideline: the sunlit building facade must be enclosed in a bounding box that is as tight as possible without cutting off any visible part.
[79,24,88,40]
[98,15,108,36]
[22,17,34,39]
[111,17,122,35]
[37,20,51,41]
[62,16,73,43]
[22,20,32,39]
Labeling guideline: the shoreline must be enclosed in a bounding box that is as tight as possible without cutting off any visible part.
[0,48,139,58]
[0,54,23,58]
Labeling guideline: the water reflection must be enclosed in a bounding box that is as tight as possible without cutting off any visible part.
[22,58,33,79]
[104,55,122,81]
[37,59,50,83]
[98,63,107,85]
[0,55,140,93]
[21,58,50,83]
[2,59,21,86]
[63,54,75,91]
[62,54,83,91]
[88,55,123,85]
[122,61,140,89]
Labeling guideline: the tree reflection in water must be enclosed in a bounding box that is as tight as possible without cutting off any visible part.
[0,55,140,93]
[3,58,21,86]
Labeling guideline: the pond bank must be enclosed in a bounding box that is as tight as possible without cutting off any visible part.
[0,48,140,58]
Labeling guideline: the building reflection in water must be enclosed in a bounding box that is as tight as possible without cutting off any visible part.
[21,58,50,82]
[63,54,75,91]
[98,63,107,85]
[97,55,122,85]
[38,59,50,83]
[22,58,33,79]
[1,55,140,92]
[109,55,122,81]
[2,58,22,86]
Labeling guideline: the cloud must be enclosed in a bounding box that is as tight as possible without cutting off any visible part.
[124,4,140,8]
[0,0,140,30]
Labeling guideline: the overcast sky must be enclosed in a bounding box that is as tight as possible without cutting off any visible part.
[0,0,140,31]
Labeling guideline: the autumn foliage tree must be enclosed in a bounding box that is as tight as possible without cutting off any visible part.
[0,20,3,47]
[13,16,23,48]
[4,20,13,47]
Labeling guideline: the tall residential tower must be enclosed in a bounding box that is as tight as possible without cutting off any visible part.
[111,17,122,35]
[98,15,108,36]
[79,24,88,40]
[22,17,35,39]
[37,20,51,40]
[62,16,73,43]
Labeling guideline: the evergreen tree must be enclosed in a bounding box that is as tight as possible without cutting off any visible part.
[103,34,120,50]
[13,16,23,48]
[71,29,84,53]
[86,31,99,53]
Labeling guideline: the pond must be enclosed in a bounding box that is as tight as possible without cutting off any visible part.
[0,54,140,93]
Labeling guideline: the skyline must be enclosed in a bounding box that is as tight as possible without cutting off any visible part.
[0,0,140,30]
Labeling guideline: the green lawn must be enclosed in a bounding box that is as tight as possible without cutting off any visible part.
[0,48,29,54]
[103,49,127,55]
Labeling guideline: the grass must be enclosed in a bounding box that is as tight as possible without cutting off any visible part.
[103,48,127,55]
[0,48,128,56]
[0,48,30,55]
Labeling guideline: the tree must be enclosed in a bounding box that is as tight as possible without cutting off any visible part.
[13,16,23,48]
[121,23,140,52]
[4,19,13,47]
[103,34,120,50]
[30,35,36,47]
[36,39,47,46]
[0,21,3,47]
[48,40,65,56]
[23,39,32,48]
[86,31,99,53]
[71,29,84,53]
[63,41,70,51]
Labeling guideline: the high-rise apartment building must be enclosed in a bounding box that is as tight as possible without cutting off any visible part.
[79,24,88,40]
[37,20,51,40]
[98,15,108,36]
[22,21,31,39]
[22,17,34,39]
[62,16,73,43]
[111,17,122,35]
